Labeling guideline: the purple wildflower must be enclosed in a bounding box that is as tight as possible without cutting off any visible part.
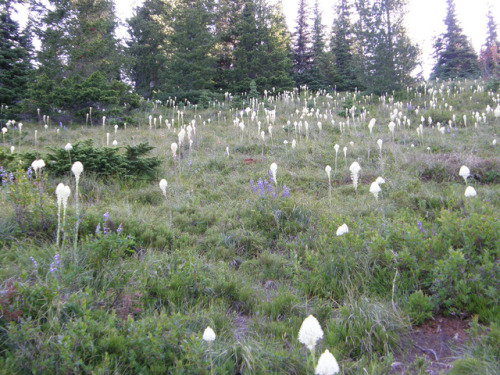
[250,179,258,194]
[188,159,192,166]
[26,166,33,179]
[281,185,290,198]
[116,224,123,234]
[30,256,38,268]
[103,212,110,221]
[257,178,265,197]
[417,221,425,233]
[95,222,101,235]
[49,254,61,273]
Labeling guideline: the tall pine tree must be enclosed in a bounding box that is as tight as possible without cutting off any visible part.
[331,0,357,91]
[479,8,500,78]
[293,0,312,75]
[0,0,32,108]
[127,0,173,98]
[162,0,217,94]
[430,0,480,80]
[354,0,418,94]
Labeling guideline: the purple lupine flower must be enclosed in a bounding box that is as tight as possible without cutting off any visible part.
[103,212,110,221]
[257,178,265,197]
[281,185,290,198]
[116,224,123,234]
[59,122,63,128]
[95,223,101,235]
[49,254,61,273]
[30,256,38,268]
[417,221,425,233]
[250,179,258,194]
[188,159,193,166]
[26,166,33,179]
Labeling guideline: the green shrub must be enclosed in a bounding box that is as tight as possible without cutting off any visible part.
[405,290,435,326]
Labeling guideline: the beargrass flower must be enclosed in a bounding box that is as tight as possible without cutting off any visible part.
[368,118,376,134]
[203,326,216,342]
[270,163,278,186]
[349,162,361,191]
[336,223,348,236]
[464,186,477,197]
[369,181,381,201]
[315,350,340,375]
[64,143,72,151]
[375,176,385,185]
[171,143,178,158]
[159,179,168,197]
[459,165,470,184]
[298,315,324,352]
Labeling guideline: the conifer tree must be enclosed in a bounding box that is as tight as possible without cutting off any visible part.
[354,0,418,94]
[293,0,312,75]
[430,0,480,80]
[231,0,293,93]
[0,0,32,108]
[479,8,500,78]
[163,0,217,94]
[127,0,173,98]
[331,0,357,91]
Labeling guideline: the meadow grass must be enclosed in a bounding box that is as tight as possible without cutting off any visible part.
[0,81,499,374]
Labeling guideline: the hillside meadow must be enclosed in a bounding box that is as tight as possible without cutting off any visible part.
[0,81,499,374]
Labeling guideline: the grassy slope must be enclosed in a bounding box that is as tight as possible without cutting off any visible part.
[0,82,499,374]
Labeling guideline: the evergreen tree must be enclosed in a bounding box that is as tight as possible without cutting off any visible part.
[293,0,312,74]
[331,0,357,91]
[231,0,294,93]
[479,8,500,78]
[430,0,480,80]
[354,0,419,94]
[307,0,328,90]
[127,0,173,98]
[32,0,122,83]
[163,0,217,94]
[0,0,32,108]
[213,0,245,91]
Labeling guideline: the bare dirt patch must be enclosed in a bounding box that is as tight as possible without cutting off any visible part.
[393,316,470,374]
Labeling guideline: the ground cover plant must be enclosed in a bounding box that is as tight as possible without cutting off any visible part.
[0,80,499,374]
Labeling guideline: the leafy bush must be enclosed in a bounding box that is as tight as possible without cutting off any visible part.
[21,140,161,180]
[405,290,435,326]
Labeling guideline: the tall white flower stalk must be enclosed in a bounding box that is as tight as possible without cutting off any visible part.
[325,165,332,207]
[388,121,395,141]
[377,139,383,155]
[72,162,83,260]
[298,315,324,368]
[171,143,178,173]
[202,326,216,375]
[55,183,65,247]
[459,165,470,185]
[333,144,339,175]
[56,184,71,248]
[349,162,361,191]
[270,162,278,186]
[315,349,339,375]
[369,181,381,201]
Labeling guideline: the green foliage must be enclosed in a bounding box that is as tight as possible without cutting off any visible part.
[449,319,500,374]
[22,140,161,180]
[430,0,481,80]
[405,290,435,326]
[25,71,140,121]
[3,167,56,241]
[325,297,409,360]
[0,1,31,112]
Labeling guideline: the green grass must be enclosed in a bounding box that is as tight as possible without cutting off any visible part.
[1,80,499,374]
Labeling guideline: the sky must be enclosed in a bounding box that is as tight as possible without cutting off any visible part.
[13,0,500,79]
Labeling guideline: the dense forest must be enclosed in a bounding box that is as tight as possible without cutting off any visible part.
[1,0,499,122]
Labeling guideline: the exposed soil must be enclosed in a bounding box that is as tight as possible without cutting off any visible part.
[392,316,470,374]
